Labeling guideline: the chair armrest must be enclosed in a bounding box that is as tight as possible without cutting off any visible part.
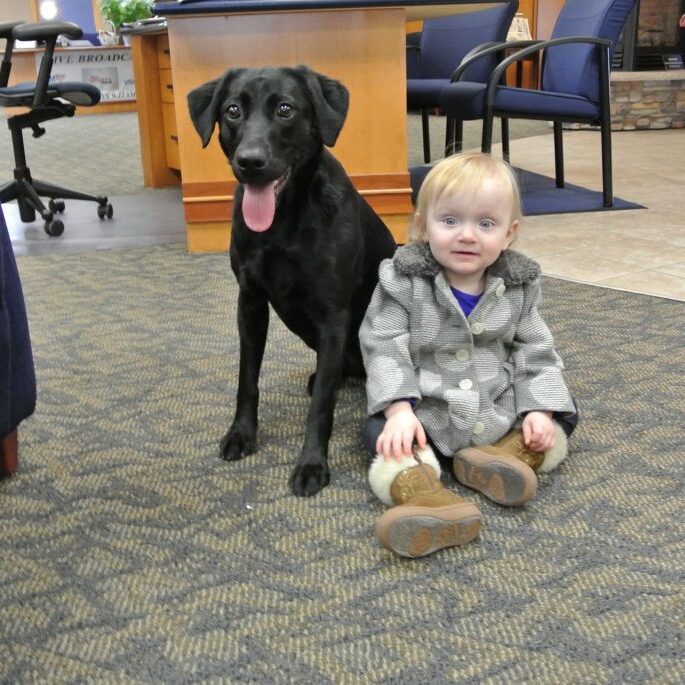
[449,41,510,83]
[484,35,612,107]
[12,21,82,42]
[0,21,26,87]
[11,21,83,108]
[0,21,26,40]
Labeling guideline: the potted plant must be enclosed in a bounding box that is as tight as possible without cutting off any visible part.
[99,0,153,43]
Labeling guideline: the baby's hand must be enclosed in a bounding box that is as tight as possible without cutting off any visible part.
[522,411,556,453]
[376,401,426,462]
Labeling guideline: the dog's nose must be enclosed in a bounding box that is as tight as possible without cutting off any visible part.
[235,149,267,173]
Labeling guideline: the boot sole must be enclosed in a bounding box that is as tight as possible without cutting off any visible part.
[453,448,537,506]
[376,503,482,558]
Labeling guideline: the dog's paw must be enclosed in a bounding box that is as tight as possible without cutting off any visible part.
[290,462,330,497]
[219,429,256,461]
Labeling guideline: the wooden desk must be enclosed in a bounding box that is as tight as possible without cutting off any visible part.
[142,0,507,251]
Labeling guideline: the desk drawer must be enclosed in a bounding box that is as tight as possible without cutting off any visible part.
[160,68,174,104]
[162,102,180,170]
[157,35,171,69]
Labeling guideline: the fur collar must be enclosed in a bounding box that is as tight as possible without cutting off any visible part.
[392,241,540,286]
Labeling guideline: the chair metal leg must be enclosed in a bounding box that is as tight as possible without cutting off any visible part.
[32,179,105,204]
[553,121,564,188]
[481,108,495,153]
[444,118,464,157]
[501,118,510,162]
[600,105,613,208]
[421,109,431,163]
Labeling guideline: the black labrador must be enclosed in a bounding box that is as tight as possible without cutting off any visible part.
[187,66,396,496]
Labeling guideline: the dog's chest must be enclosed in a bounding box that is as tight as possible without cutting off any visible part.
[248,245,322,306]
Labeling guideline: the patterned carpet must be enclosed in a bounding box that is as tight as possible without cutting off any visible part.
[1,244,683,683]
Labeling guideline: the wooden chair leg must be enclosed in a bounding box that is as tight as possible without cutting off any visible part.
[0,429,18,476]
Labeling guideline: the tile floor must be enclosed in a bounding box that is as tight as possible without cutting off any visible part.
[505,126,685,301]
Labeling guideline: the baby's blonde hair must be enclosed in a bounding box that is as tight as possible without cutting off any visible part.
[411,152,523,242]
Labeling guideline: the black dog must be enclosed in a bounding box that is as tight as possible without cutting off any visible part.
[187,66,396,496]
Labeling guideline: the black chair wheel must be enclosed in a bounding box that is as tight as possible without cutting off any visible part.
[97,203,113,220]
[44,218,64,237]
[48,199,65,213]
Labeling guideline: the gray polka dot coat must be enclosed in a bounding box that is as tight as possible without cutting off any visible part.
[359,241,575,456]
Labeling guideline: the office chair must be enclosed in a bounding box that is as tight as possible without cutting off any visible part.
[406,1,519,163]
[0,21,113,237]
[439,0,638,208]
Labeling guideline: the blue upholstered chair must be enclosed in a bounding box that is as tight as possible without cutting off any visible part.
[439,0,638,207]
[0,21,113,237]
[406,2,519,163]
[0,204,36,476]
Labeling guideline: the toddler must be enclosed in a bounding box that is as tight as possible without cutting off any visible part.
[359,152,577,558]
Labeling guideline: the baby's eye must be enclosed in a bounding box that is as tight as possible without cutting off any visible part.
[442,216,458,226]
[479,219,495,230]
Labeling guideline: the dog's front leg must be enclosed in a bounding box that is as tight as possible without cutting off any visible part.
[290,320,348,497]
[220,287,269,461]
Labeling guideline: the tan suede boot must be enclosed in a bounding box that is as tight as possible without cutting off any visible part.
[372,451,482,558]
[453,429,545,506]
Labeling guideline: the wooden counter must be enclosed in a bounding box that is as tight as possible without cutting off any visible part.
[140,0,508,251]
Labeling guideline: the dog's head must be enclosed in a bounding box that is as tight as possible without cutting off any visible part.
[187,66,349,232]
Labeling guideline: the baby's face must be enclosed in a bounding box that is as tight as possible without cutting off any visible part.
[425,177,519,292]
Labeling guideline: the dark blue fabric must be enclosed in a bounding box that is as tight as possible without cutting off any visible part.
[0,81,100,107]
[0,205,36,438]
[406,2,518,109]
[544,0,637,103]
[440,83,600,120]
[156,0,506,15]
[451,287,481,317]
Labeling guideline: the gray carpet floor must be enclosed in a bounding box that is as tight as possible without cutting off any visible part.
[1,243,682,683]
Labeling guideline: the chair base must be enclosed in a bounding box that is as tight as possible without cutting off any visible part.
[0,429,18,476]
[0,173,112,237]
[1,108,114,236]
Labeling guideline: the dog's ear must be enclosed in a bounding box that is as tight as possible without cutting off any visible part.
[187,70,241,148]
[296,66,349,148]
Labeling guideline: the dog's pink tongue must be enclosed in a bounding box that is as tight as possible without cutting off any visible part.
[242,182,277,232]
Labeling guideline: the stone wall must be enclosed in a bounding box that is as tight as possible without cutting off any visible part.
[611,70,685,129]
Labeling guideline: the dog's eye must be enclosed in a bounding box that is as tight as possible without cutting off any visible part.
[277,103,294,119]
[226,104,241,119]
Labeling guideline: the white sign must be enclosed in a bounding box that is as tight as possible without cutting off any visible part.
[35,48,135,102]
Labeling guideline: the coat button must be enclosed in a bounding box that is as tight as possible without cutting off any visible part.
[471,322,484,335]
[473,421,485,435]
[459,379,473,390]
[456,349,469,362]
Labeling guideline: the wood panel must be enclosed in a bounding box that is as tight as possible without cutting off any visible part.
[167,7,413,251]
[130,34,180,187]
